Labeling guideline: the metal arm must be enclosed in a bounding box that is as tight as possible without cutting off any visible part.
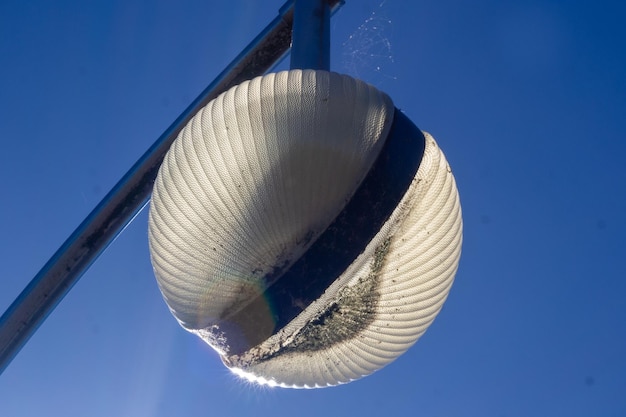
[291,0,331,70]
[0,0,344,374]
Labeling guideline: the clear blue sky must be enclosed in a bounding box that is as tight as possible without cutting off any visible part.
[1,0,625,416]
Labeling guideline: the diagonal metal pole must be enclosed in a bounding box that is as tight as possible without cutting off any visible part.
[0,0,344,375]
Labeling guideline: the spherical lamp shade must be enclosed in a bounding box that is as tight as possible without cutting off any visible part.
[148,69,462,388]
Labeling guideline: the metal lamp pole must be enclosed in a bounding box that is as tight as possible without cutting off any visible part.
[0,0,343,374]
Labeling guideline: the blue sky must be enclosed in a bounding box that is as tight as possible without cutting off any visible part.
[1,0,625,416]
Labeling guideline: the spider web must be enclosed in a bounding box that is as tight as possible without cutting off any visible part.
[340,1,397,87]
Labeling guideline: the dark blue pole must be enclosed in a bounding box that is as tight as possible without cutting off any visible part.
[0,0,344,375]
[290,0,331,70]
